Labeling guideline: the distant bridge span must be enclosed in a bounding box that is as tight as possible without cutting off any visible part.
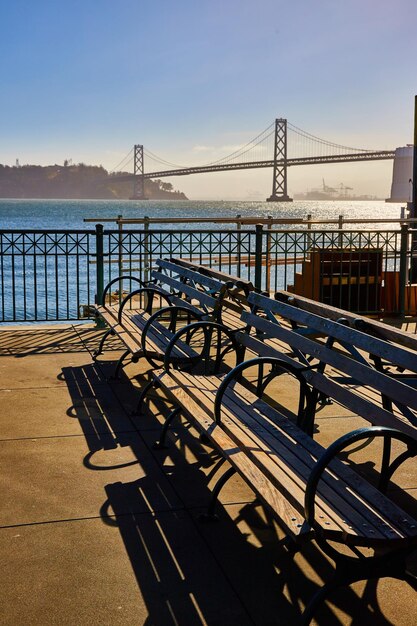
[115,151,395,181]
[112,119,396,201]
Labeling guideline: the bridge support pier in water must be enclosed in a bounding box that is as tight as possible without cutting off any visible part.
[266,118,293,202]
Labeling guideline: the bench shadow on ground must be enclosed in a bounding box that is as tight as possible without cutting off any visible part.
[61,358,408,625]
[0,325,111,356]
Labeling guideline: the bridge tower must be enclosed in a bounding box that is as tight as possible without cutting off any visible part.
[131,144,147,200]
[267,118,292,202]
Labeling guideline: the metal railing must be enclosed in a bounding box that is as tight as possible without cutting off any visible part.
[0,230,96,322]
[0,219,414,322]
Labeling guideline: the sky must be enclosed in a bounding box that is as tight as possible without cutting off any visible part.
[0,0,416,200]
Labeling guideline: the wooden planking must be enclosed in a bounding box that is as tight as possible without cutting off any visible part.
[174,257,255,291]
[153,368,311,538]
[277,290,417,351]
[258,292,417,373]
[177,371,414,544]
[217,382,416,543]
[235,327,417,438]
[157,258,225,292]
[155,368,417,546]
[95,258,253,369]
[151,270,219,310]
[242,310,417,412]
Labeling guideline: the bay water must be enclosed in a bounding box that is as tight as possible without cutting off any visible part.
[0,198,405,230]
[0,198,406,321]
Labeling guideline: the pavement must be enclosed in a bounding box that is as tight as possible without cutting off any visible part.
[0,322,416,626]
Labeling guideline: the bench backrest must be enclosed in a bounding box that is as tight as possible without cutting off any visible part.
[173,257,255,293]
[238,291,417,439]
[151,258,227,314]
[157,258,253,327]
[276,290,417,352]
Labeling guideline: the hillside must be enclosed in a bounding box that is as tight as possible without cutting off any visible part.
[0,163,188,200]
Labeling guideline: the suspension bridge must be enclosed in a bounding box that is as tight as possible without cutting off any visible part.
[109,119,395,201]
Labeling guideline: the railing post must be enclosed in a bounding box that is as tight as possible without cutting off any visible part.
[144,216,150,283]
[236,214,242,277]
[265,215,273,292]
[255,223,264,291]
[117,215,123,304]
[306,213,312,252]
[338,214,344,247]
[95,223,105,328]
[398,223,408,316]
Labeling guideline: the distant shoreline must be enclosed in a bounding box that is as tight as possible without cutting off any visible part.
[293,193,383,201]
[0,163,188,200]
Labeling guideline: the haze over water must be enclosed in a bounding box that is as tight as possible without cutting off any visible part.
[0,199,405,231]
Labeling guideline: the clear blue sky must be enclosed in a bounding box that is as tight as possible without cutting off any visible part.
[1,0,416,199]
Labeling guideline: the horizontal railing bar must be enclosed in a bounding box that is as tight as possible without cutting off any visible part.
[83,216,417,226]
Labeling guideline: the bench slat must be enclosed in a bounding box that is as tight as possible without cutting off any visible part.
[153,368,311,539]
[156,258,225,291]
[243,311,417,411]
[249,292,417,373]
[278,290,417,352]
[151,270,219,310]
[158,369,417,547]
[236,329,417,438]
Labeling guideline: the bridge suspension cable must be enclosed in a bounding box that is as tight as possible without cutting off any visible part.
[138,121,277,172]
[109,148,134,174]
[112,118,394,204]
[287,122,374,159]
[143,148,188,170]
[206,121,276,166]
[136,119,381,174]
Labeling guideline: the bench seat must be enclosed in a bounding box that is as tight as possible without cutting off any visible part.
[93,259,233,374]
[154,367,417,550]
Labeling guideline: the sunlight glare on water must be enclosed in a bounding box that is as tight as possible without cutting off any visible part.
[0,198,406,230]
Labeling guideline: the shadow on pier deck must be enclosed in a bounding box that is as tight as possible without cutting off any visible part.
[0,322,416,625]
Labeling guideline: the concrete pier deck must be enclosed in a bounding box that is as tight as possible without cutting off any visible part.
[0,323,416,625]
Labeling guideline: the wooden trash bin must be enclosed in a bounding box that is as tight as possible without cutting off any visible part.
[288,248,383,313]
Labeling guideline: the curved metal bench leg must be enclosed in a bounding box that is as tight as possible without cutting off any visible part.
[153,407,181,449]
[133,379,158,416]
[379,446,415,493]
[301,575,342,625]
[111,349,131,380]
[199,466,237,522]
[301,549,413,625]
[92,328,113,360]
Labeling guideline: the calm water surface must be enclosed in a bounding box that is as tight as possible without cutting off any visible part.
[0,198,405,230]
[0,199,407,322]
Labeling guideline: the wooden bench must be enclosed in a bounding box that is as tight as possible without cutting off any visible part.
[172,257,257,331]
[244,291,417,437]
[93,258,249,379]
[148,296,417,623]
[275,289,417,355]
